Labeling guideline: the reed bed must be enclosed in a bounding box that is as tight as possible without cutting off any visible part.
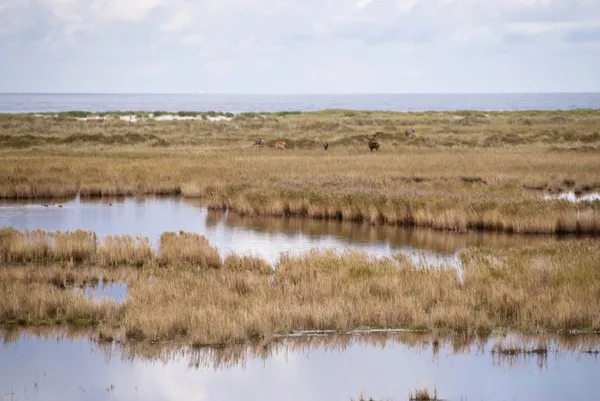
[1,229,599,343]
[0,279,120,326]
[0,228,98,264]
[1,110,600,234]
[0,228,219,267]
[108,240,600,343]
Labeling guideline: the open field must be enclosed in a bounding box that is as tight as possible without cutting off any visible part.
[1,229,599,344]
[2,109,600,234]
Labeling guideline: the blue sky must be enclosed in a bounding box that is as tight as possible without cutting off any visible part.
[0,0,599,93]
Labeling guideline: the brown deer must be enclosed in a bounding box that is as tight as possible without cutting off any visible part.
[323,142,329,151]
[274,141,286,150]
[366,132,380,152]
[253,138,265,146]
[404,128,415,137]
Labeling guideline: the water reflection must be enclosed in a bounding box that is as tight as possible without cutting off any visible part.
[0,195,582,267]
[0,327,598,401]
[74,279,127,304]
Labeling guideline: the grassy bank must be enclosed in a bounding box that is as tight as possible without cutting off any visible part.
[1,230,599,344]
[2,110,600,234]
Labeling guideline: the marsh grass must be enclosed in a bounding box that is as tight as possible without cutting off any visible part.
[0,229,219,268]
[1,231,600,343]
[0,228,97,264]
[1,110,600,234]
[98,234,153,267]
[157,231,221,268]
[113,238,600,343]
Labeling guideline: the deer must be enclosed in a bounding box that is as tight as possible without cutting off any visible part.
[323,142,329,151]
[253,138,265,146]
[404,128,415,137]
[366,132,381,152]
[274,141,286,150]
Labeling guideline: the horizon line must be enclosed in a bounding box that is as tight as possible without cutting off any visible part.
[1,91,599,96]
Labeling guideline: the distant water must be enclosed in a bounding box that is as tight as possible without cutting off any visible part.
[1,93,599,113]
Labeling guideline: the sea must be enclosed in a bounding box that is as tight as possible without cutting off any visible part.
[0,93,599,113]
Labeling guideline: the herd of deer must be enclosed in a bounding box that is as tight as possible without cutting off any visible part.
[252,128,414,152]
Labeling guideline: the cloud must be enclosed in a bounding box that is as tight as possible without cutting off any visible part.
[90,0,165,22]
[39,0,81,22]
[160,11,192,32]
[564,27,600,43]
[0,0,599,93]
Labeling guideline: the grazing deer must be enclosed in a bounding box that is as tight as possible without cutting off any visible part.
[253,138,265,146]
[274,141,286,150]
[323,142,329,151]
[404,128,415,137]
[366,133,380,152]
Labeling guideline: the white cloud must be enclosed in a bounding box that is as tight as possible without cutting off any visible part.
[356,0,376,9]
[90,0,165,22]
[181,34,203,44]
[39,0,82,22]
[0,0,599,92]
[396,0,420,14]
[160,11,192,32]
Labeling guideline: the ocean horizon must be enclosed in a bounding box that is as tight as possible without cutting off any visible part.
[1,92,599,113]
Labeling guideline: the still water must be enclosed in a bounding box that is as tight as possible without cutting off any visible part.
[75,280,127,304]
[0,330,598,401]
[0,196,568,267]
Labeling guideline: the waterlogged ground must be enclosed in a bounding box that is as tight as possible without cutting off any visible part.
[0,195,577,267]
[0,330,599,401]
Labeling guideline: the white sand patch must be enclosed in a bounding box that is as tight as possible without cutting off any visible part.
[206,115,232,121]
[543,192,600,203]
[154,115,201,121]
[119,115,138,123]
[76,116,107,121]
[32,113,234,122]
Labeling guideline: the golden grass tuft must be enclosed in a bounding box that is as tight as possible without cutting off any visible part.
[98,235,154,267]
[0,228,97,264]
[157,231,222,268]
[0,228,219,268]
[223,253,272,274]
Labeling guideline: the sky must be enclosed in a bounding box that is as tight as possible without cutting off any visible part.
[0,0,599,93]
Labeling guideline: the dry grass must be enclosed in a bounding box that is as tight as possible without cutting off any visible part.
[1,110,599,234]
[157,231,221,268]
[0,228,219,268]
[0,277,120,326]
[1,229,600,343]
[1,228,600,342]
[409,386,439,401]
[0,228,98,264]
[114,240,600,343]
[98,235,153,267]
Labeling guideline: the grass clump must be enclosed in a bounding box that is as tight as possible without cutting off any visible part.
[223,253,272,274]
[157,231,222,268]
[98,235,153,267]
[0,228,97,264]
[409,386,439,401]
